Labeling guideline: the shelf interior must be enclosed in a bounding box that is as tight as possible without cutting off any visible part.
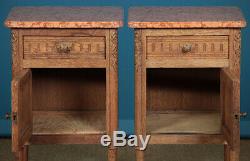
[32,68,106,111]
[33,111,106,135]
[147,111,221,134]
[147,68,220,111]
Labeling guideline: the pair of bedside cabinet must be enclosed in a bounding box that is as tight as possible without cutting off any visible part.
[5,6,246,161]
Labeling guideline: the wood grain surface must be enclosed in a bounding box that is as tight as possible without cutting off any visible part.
[133,9,244,161]
[33,111,106,135]
[10,27,119,161]
[147,111,221,134]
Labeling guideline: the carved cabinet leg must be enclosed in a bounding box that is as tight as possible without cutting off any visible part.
[22,146,28,161]
[16,146,28,161]
[224,145,240,161]
[136,150,144,161]
[14,152,19,161]
[108,148,117,161]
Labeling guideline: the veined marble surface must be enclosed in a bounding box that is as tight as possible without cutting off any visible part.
[129,7,246,28]
[5,7,123,28]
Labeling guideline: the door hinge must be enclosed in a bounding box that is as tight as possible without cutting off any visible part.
[0,112,12,120]
[1,112,18,123]
[235,112,248,120]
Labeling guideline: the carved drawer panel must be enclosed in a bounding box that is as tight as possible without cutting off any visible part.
[23,36,105,59]
[146,36,229,59]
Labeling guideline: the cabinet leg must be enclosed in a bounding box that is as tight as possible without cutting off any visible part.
[224,145,239,161]
[14,152,19,161]
[136,150,144,161]
[108,148,117,161]
[15,146,28,161]
[21,146,28,161]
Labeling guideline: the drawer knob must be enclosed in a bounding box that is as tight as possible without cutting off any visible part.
[182,44,192,53]
[56,42,73,54]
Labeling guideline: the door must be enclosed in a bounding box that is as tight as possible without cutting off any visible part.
[221,69,240,150]
[12,69,32,152]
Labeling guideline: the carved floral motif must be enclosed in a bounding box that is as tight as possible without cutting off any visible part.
[232,30,241,78]
[11,30,19,77]
[110,30,118,72]
[134,30,142,72]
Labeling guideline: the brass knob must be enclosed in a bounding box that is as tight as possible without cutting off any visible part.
[182,44,192,53]
[56,42,73,54]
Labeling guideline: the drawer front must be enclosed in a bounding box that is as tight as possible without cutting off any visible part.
[23,36,105,59]
[146,36,228,59]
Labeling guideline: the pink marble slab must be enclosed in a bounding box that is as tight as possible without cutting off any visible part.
[128,7,246,28]
[5,7,123,28]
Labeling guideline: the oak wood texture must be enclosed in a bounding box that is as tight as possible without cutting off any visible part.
[134,29,145,161]
[30,134,103,144]
[132,7,245,161]
[221,70,240,151]
[33,111,106,135]
[15,146,28,161]
[146,58,229,68]
[5,7,123,28]
[19,29,109,68]
[147,68,220,111]
[142,29,230,68]
[32,69,106,111]
[23,36,106,59]
[129,7,246,28]
[146,35,229,59]
[149,134,225,145]
[222,29,241,161]
[147,111,221,134]
[12,69,32,153]
[8,8,120,161]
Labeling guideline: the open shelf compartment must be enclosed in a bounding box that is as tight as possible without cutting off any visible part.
[146,68,222,135]
[31,68,106,136]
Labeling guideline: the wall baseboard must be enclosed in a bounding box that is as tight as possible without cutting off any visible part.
[241,120,250,138]
[0,120,11,137]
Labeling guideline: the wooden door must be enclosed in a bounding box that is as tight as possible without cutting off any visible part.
[221,69,240,150]
[12,69,32,152]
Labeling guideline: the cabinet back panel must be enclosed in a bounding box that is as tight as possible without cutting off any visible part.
[32,68,106,111]
[147,68,220,111]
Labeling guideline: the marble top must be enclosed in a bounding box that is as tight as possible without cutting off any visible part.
[128,7,246,28]
[5,7,123,28]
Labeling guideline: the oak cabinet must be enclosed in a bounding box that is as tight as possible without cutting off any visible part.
[129,7,246,161]
[5,7,123,161]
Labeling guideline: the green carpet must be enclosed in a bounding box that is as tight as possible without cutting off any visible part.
[0,139,249,161]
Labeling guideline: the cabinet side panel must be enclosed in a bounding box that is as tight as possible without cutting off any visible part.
[107,29,118,161]
[222,29,241,152]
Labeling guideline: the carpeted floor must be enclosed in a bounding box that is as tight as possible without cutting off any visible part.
[0,139,249,161]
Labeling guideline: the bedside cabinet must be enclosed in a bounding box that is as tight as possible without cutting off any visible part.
[5,7,123,161]
[129,7,246,161]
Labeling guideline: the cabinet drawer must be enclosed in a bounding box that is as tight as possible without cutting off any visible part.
[146,36,229,59]
[23,36,105,59]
